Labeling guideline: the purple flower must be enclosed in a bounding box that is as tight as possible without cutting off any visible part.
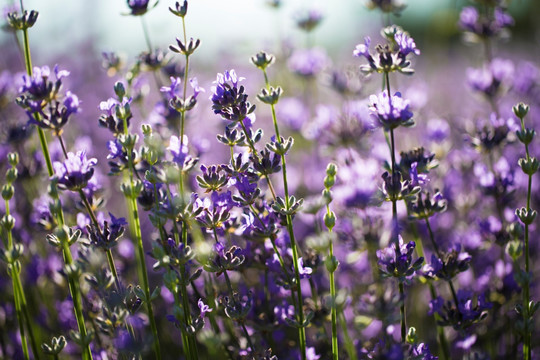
[394,30,420,56]
[288,47,329,77]
[160,76,182,99]
[409,162,429,187]
[197,298,212,317]
[53,151,97,191]
[467,58,514,98]
[294,8,323,32]
[189,77,205,99]
[377,236,423,280]
[167,135,189,165]
[87,213,127,251]
[20,65,68,100]
[298,257,313,279]
[126,0,155,16]
[459,6,479,33]
[410,343,437,360]
[210,70,255,123]
[353,36,372,59]
[459,6,513,37]
[369,91,414,130]
[426,118,450,143]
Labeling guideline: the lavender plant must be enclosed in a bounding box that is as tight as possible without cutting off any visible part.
[1,0,539,359]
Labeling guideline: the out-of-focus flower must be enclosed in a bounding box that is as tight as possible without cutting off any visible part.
[288,47,329,77]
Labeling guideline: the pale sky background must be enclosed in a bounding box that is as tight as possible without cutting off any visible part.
[2,0,535,69]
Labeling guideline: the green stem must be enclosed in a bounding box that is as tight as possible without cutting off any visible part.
[5,196,39,359]
[14,276,40,359]
[238,120,277,200]
[121,107,162,360]
[261,69,306,360]
[385,71,405,342]
[140,16,153,52]
[399,281,406,342]
[326,206,338,360]
[425,218,460,309]
[18,8,91,358]
[409,218,449,360]
[428,283,450,360]
[12,269,29,360]
[338,311,357,360]
[521,117,533,360]
[129,194,162,359]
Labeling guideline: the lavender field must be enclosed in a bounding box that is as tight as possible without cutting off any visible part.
[1,0,539,359]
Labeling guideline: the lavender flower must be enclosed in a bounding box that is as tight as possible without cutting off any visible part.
[377,236,423,280]
[294,8,323,32]
[467,58,514,99]
[86,213,128,251]
[167,135,189,165]
[126,0,157,16]
[288,47,329,77]
[459,6,514,39]
[53,151,97,191]
[369,91,414,130]
[353,26,419,75]
[210,70,255,123]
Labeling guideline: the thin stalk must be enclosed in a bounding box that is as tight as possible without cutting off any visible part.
[140,16,153,53]
[408,217,450,360]
[261,69,306,360]
[5,196,38,359]
[425,218,460,309]
[338,311,358,360]
[18,7,91,357]
[121,119,162,360]
[399,281,406,342]
[326,203,338,360]
[58,134,122,292]
[329,243,338,360]
[14,277,40,359]
[428,284,450,360]
[212,228,256,355]
[128,194,162,359]
[238,120,277,200]
[181,222,198,360]
[13,274,29,360]
[385,71,406,342]
[520,115,533,360]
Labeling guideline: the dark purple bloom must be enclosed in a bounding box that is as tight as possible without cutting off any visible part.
[410,343,437,360]
[87,213,127,251]
[53,151,97,191]
[126,0,157,16]
[377,236,423,280]
[210,70,255,123]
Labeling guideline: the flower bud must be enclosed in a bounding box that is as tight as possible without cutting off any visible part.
[513,102,530,119]
[324,211,336,230]
[7,152,19,167]
[114,81,126,99]
[2,185,14,201]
